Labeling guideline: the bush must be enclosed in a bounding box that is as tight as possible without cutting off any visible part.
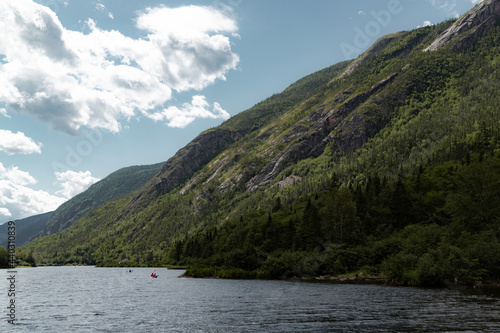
[257,251,303,279]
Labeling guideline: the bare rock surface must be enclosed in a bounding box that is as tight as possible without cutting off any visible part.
[424,0,500,52]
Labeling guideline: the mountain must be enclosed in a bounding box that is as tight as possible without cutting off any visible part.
[0,163,163,249]
[27,0,500,286]
[42,162,164,235]
[0,211,53,248]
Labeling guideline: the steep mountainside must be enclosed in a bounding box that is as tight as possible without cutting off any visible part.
[42,162,163,235]
[116,60,353,219]
[27,0,500,286]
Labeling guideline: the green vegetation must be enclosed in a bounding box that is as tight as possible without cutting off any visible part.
[220,60,353,132]
[0,247,9,268]
[43,162,164,235]
[176,152,500,286]
[25,17,500,287]
[0,247,37,268]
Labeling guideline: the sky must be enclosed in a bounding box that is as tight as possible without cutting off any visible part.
[0,0,482,222]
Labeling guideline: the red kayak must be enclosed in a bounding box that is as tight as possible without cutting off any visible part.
[150,274,158,278]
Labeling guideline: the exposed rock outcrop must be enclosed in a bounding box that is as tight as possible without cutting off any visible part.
[276,175,302,189]
[155,129,245,194]
[424,0,500,52]
[117,129,245,219]
[245,73,398,191]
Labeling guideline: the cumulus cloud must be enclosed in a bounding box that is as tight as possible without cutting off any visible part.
[146,95,230,128]
[0,129,43,155]
[0,108,9,118]
[0,164,36,186]
[418,20,434,28]
[55,170,100,199]
[0,1,238,134]
[135,5,239,91]
[0,207,11,217]
[0,162,66,219]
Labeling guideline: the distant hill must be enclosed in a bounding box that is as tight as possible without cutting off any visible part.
[0,212,53,248]
[42,162,164,236]
[27,0,500,286]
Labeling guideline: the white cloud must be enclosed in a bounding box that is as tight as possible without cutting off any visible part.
[135,5,240,91]
[0,108,9,118]
[0,162,66,219]
[0,207,12,217]
[0,163,36,186]
[0,1,238,134]
[147,95,230,128]
[358,10,366,15]
[95,3,106,11]
[418,20,434,28]
[0,129,43,155]
[55,170,100,199]
[95,2,114,19]
[471,0,481,4]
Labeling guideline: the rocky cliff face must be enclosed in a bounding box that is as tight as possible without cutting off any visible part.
[424,0,500,52]
[245,73,399,191]
[115,129,246,219]
[154,129,245,194]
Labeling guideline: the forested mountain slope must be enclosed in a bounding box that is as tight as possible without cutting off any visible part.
[27,0,500,286]
[0,212,53,248]
[42,162,164,235]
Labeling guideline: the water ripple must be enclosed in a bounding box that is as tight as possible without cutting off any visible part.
[1,267,500,332]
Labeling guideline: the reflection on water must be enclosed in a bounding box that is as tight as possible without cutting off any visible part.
[1,266,500,332]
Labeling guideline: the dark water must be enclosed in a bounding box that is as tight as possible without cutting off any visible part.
[2,266,500,332]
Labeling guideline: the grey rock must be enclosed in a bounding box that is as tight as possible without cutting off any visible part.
[424,0,500,52]
[245,73,398,191]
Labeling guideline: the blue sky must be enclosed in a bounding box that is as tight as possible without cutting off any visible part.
[0,0,481,222]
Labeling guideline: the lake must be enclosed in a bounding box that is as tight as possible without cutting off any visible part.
[2,266,500,332]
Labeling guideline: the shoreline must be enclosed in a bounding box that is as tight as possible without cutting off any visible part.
[14,265,500,291]
[181,270,500,291]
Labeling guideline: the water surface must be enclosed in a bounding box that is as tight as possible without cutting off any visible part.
[2,266,500,332]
